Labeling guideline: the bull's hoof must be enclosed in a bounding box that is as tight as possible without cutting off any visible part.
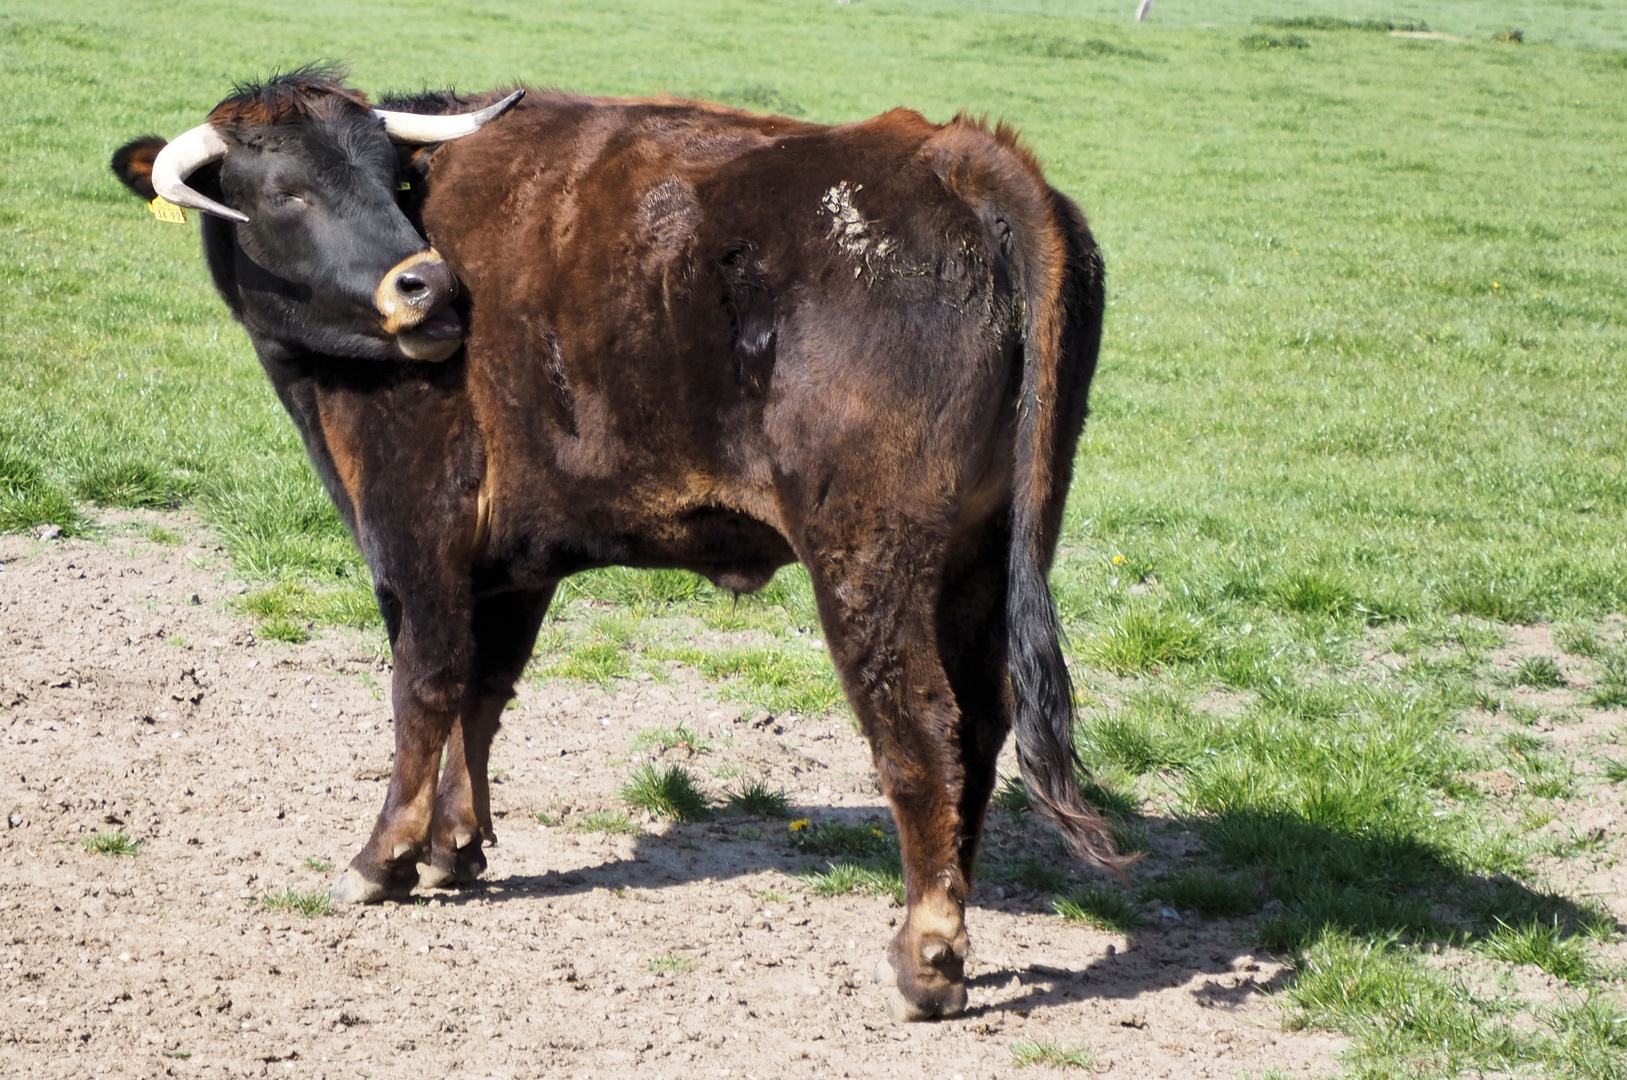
[873,945,968,1022]
[420,833,488,890]
[417,853,486,890]
[329,855,419,905]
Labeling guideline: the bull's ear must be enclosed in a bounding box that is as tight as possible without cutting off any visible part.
[111,136,167,201]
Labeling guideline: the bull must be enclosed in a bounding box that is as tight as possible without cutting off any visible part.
[111,65,1117,1021]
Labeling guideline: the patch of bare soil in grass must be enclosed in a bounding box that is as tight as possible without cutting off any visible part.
[0,511,1346,1078]
[1447,617,1627,955]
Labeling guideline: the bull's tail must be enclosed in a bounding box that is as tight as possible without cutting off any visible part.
[1003,185,1129,872]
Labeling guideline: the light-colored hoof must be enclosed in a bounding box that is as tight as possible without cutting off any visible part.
[417,862,454,890]
[884,984,936,1023]
[874,949,968,1022]
[329,869,394,905]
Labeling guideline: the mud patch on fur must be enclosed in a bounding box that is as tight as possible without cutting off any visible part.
[820,181,898,273]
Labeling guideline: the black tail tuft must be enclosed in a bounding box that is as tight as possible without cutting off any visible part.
[1007,535,1131,872]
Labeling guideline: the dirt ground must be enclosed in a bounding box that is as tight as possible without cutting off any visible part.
[2,510,1357,1079]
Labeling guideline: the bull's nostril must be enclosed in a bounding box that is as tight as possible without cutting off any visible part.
[397,273,429,296]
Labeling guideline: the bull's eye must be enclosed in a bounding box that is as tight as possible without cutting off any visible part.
[268,191,307,210]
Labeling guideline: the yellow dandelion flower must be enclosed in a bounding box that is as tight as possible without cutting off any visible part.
[1112,554,1126,565]
[788,818,810,832]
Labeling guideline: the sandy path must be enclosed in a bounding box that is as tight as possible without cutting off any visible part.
[0,511,1343,1078]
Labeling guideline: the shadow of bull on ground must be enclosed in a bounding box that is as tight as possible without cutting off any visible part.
[415,798,1604,1017]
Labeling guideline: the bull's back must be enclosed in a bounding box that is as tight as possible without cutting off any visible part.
[418,95,1050,573]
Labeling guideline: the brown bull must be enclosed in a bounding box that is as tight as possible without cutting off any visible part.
[112,67,1116,1020]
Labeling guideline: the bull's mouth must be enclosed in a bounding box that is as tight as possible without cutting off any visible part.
[394,304,464,362]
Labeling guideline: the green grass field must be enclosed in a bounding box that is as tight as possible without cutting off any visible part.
[4,2,1627,1075]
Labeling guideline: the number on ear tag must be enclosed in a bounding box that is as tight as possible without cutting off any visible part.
[148,196,187,224]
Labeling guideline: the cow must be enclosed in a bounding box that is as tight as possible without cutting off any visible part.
[111,65,1117,1021]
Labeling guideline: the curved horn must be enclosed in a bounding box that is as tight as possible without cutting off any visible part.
[150,123,249,224]
[372,88,525,145]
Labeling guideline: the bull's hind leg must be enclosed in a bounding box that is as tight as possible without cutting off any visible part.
[795,524,975,1021]
[420,588,553,889]
[935,527,1015,894]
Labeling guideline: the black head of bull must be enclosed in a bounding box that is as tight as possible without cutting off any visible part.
[111,66,521,363]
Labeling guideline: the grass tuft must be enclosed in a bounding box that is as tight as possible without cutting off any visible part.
[993,773,1031,816]
[540,640,631,686]
[1077,771,1141,819]
[724,780,789,818]
[1272,570,1356,618]
[242,580,379,629]
[647,954,693,973]
[1078,701,1193,775]
[1284,929,1532,1074]
[1589,653,1627,709]
[693,647,845,717]
[788,819,895,859]
[1082,605,1207,673]
[1483,917,1593,985]
[1502,733,1577,799]
[0,448,85,536]
[1510,656,1565,689]
[621,763,710,821]
[1547,993,1627,1080]
[574,810,642,835]
[1439,579,1538,625]
[259,887,331,918]
[83,829,141,857]
[1241,32,1309,50]
[1053,885,1140,934]
[1257,16,1425,33]
[72,459,182,508]
[1155,871,1258,919]
[631,724,710,755]
[1556,625,1604,658]
[980,33,1160,64]
[799,861,904,905]
[257,617,309,644]
[990,857,1070,895]
[1011,1040,1095,1069]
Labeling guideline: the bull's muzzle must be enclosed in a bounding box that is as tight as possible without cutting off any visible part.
[376,249,464,361]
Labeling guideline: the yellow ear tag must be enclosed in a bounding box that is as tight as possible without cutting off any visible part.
[148,196,187,224]
[398,180,412,191]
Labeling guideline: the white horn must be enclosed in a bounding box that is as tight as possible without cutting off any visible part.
[372,89,525,145]
[150,123,249,224]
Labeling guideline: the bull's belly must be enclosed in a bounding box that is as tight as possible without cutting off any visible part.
[490,499,797,596]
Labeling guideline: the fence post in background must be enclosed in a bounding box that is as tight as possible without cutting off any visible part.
[1136,0,1154,20]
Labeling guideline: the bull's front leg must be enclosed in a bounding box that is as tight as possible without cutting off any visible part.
[418,588,553,890]
[331,582,473,904]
